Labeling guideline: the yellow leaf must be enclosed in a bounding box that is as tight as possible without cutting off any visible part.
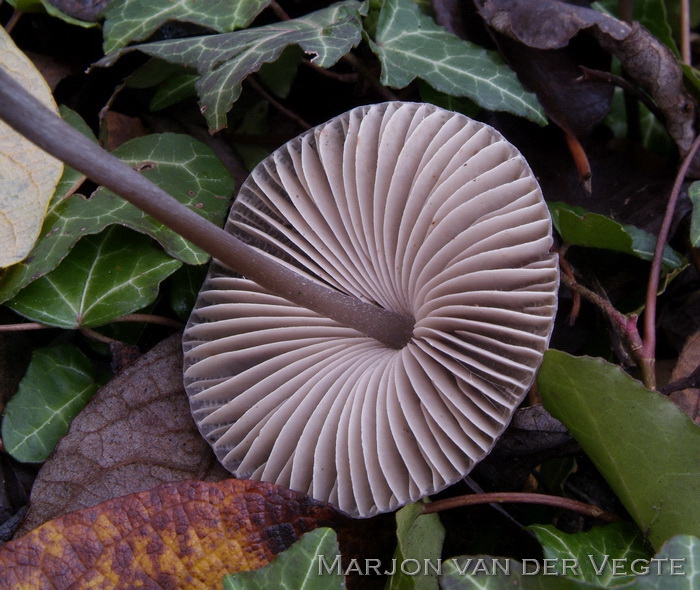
[0,26,63,268]
[0,479,348,589]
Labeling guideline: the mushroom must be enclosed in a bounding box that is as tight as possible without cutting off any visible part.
[183,102,559,518]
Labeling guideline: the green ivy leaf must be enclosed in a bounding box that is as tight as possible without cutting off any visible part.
[6,0,96,27]
[99,0,368,132]
[2,344,98,463]
[529,523,651,587]
[387,502,445,590]
[549,202,686,271]
[633,535,699,589]
[222,527,345,590]
[537,351,700,550]
[0,130,233,304]
[8,226,182,328]
[150,73,199,111]
[167,263,207,321]
[369,0,545,124]
[102,0,271,52]
[440,536,700,589]
[440,558,600,589]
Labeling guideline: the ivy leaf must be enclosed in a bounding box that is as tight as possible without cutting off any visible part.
[8,226,182,328]
[369,0,545,124]
[387,502,444,590]
[549,202,686,271]
[0,130,233,304]
[529,523,651,587]
[440,558,600,589]
[223,527,345,590]
[1,344,99,463]
[102,0,271,52]
[98,0,368,131]
[167,264,207,321]
[537,351,700,550]
[440,536,700,589]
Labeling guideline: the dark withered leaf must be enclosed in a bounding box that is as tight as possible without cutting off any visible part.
[476,0,698,173]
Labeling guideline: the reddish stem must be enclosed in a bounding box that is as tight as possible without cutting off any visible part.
[421,492,619,522]
[641,134,700,389]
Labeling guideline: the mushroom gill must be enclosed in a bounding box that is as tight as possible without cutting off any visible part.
[183,101,559,518]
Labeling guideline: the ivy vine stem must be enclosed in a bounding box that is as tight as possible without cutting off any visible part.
[641,133,700,389]
[0,67,414,349]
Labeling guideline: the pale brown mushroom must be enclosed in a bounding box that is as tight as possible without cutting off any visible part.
[183,101,559,517]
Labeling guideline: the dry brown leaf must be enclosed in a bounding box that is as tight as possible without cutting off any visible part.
[0,479,344,589]
[0,27,63,268]
[16,333,228,536]
[102,110,148,151]
[670,330,700,423]
[476,0,698,174]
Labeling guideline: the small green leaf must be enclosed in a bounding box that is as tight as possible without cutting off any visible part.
[549,202,686,271]
[440,558,600,589]
[222,527,345,590]
[6,0,96,27]
[537,351,700,549]
[689,181,700,247]
[386,501,445,590]
[8,226,182,328]
[150,73,199,111]
[102,0,271,52]
[440,536,700,589]
[2,344,98,463]
[633,535,700,589]
[369,0,545,124]
[529,523,651,587]
[99,0,368,131]
[257,45,304,99]
[167,263,207,321]
[0,131,233,303]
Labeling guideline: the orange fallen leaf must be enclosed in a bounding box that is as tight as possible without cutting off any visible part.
[0,479,344,589]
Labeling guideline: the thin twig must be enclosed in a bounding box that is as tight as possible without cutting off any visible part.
[680,0,691,66]
[556,245,581,325]
[659,365,700,395]
[112,314,184,329]
[578,67,664,122]
[79,326,119,345]
[421,492,620,522]
[563,131,591,195]
[641,133,700,389]
[0,322,53,332]
[617,0,633,22]
[4,9,22,34]
[247,76,311,130]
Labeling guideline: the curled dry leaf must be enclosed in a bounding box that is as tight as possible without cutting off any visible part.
[669,330,700,423]
[476,0,698,174]
[0,27,63,268]
[16,334,228,537]
[184,102,559,517]
[0,479,343,589]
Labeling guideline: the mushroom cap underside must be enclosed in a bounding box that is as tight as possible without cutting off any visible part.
[183,101,559,518]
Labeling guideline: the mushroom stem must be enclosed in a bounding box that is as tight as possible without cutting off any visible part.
[0,67,414,349]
